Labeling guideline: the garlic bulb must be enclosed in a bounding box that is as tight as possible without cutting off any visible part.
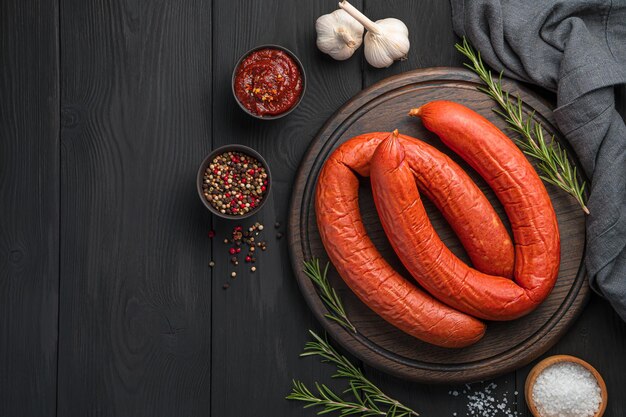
[316,9,364,60]
[338,0,410,68]
[363,18,410,68]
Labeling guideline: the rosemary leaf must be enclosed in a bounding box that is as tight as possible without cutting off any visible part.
[303,259,357,333]
[455,38,589,214]
[286,330,419,417]
[287,379,385,416]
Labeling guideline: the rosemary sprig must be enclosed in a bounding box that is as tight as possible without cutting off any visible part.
[304,259,356,333]
[455,37,589,214]
[288,380,386,416]
[287,330,419,417]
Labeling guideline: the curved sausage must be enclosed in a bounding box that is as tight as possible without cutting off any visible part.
[328,132,514,277]
[368,101,559,321]
[316,133,486,348]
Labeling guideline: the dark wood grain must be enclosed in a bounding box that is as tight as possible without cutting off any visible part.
[289,68,588,383]
[208,1,366,416]
[1,1,625,416]
[57,1,212,416]
[0,1,59,416]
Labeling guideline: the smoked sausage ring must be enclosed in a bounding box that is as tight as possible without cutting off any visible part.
[369,101,559,321]
[320,132,514,277]
[316,131,515,347]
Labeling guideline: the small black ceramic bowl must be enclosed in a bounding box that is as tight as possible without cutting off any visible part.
[231,44,306,120]
[197,144,272,220]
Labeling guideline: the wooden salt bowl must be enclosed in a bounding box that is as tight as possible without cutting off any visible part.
[525,355,608,417]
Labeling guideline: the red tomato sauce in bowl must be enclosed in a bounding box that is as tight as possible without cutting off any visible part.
[233,47,304,117]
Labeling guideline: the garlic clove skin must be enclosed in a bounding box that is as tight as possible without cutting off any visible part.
[364,18,410,68]
[316,9,364,61]
[337,1,410,69]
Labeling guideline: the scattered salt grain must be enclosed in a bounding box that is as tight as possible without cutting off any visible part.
[532,362,601,417]
[449,382,519,417]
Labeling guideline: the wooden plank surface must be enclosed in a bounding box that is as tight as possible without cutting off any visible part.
[0,1,59,416]
[57,1,213,416]
[0,1,625,416]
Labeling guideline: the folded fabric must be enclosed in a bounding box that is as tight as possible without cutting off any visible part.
[450,0,626,319]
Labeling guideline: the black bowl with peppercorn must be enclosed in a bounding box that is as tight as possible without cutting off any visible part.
[197,144,271,219]
[232,44,306,120]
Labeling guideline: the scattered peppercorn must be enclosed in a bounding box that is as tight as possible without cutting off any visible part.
[210,222,269,281]
[208,230,215,238]
[202,151,268,216]
[276,232,283,239]
[223,283,230,290]
[274,222,280,228]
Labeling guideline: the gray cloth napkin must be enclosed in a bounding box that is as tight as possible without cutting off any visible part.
[450,0,626,319]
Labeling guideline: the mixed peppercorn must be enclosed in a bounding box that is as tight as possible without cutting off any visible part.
[226,223,267,269]
[207,221,284,289]
[202,151,268,216]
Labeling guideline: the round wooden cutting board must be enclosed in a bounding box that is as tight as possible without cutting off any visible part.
[288,68,588,383]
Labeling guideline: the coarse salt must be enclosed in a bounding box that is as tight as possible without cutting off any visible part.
[532,361,601,417]
[449,382,519,417]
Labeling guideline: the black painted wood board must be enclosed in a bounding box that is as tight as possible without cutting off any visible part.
[57,1,213,416]
[0,0,625,416]
[0,0,59,416]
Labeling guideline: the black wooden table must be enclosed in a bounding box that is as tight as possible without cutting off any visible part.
[2,1,626,416]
